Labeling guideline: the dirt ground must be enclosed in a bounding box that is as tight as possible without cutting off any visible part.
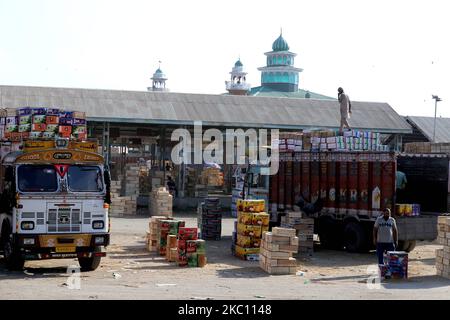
[1,213,450,300]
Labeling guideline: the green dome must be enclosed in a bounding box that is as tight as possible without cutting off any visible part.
[155,68,163,74]
[234,59,243,67]
[272,34,289,51]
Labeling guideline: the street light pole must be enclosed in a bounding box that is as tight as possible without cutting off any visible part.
[432,95,442,143]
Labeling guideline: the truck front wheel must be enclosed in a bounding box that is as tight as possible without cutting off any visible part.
[344,221,368,253]
[2,231,25,271]
[78,247,102,272]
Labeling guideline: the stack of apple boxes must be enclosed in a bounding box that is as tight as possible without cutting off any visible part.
[259,227,299,275]
[436,216,450,279]
[109,164,140,217]
[109,180,124,217]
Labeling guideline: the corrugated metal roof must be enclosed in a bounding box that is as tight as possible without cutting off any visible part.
[406,116,450,142]
[0,85,411,133]
[249,86,335,100]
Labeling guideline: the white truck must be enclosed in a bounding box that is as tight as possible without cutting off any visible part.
[0,139,111,270]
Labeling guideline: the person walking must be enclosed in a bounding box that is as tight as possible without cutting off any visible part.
[338,87,352,134]
[373,208,398,265]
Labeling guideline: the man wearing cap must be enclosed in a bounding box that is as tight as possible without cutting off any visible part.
[373,208,398,264]
[338,87,352,134]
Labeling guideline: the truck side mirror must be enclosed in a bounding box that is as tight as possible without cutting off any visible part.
[104,169,111,204]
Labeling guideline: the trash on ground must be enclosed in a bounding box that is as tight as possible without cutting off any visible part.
[113,272,122,279]
[156,283,177,287]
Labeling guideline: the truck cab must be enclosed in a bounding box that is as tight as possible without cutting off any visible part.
[0,139,111,271]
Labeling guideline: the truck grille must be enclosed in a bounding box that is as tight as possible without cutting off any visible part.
[47,208,81,233]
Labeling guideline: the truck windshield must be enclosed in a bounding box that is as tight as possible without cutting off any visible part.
[18,165,58,192]
[67,165,103,192]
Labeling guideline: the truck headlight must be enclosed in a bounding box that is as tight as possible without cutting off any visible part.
[23,238,35,245]
[94,236,104,245]
[92,221,104,229]
[21,221,35,230]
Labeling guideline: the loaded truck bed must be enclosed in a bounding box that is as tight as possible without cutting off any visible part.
[269,151,438,252]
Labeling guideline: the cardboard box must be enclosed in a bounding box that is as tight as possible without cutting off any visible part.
[252,212,270,226]
[237,224,262,238]
[260,247,291,259]
[31,123,46,132]
[235,245,260,256]
[262,232,291,244]
[46,115,59,125]
[272,227,296,237]
[178,227,198,240]
[32,115,46,124]
[237,211,253,225]
[237,234,261,248]
[59,125,72,134]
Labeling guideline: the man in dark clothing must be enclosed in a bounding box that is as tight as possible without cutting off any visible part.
[338,87,352,134]
[373,208,398,264]
[166,176,176,196]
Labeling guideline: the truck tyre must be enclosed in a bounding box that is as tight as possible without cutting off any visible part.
[406,240,417,252]
[1,229,25,271]
[318,217,343,250]
[397,240,410,251]
[344,221,368,253]
[78,247,102,272]
[397,240,416,252]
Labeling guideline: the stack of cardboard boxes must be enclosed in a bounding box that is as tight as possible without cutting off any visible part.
[198,197,222,240]
[404,142,431,153]
[0,107,87,141]
[177,227,207,267]
[166,234,178,262]
[259,227,299,275]
[232,199,269,261]
[150,187,173,217]
[200,167,224,186]
[436,216,450,279]
[109,179,124,217]
[145,216,167,252]
[281,212,314,257]
[146,221,208,268]
[277,130,388,153]
[139,165,151,195]
[157,219,185,256]
[124,164,140,196]
[109,179,136,216]
[405,142,450,154]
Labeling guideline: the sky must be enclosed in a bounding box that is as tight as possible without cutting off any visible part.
[0,0,449,118]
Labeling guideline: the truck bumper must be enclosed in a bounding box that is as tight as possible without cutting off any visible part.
[13,233,110,260]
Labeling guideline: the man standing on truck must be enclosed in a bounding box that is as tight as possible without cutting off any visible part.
[373,208,398,264]
[338,87,352,134]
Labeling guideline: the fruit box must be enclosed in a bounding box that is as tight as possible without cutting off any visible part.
[237,224,262,238]
[178,227,198,240]
[235,245,260,256]
[236,234,261,248]
[237,211,254,225]
[252,212,270,226]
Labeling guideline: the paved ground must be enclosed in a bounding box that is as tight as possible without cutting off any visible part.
[1,213,450,300]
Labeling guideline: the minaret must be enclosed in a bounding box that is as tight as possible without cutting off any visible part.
[225,58,251,95]
[257,31,303,92]
[148,61,169,92]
